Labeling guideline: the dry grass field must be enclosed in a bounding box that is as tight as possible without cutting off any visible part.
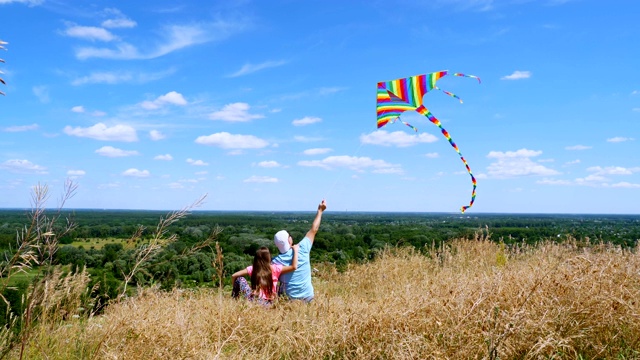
[10,236,640,359]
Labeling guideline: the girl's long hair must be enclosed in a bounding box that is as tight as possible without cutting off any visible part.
[250,247,274,299]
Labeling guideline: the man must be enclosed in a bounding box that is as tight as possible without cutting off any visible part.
[272,199,326,302]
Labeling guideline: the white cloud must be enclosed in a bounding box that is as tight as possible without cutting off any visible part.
[195,132,269,149]
[537,178,572,186]
[122,168,150,177]
[303,148,332,155]
[168,182,184,189]
[149,130,166,141]
[360,130,438,147]
[76,28,193,60]
[374,168,405,174]
[140,91,187,110]
[257,161,281,168]
[187,158,209,166]
[72,71,132,85]
[154,154,173,161]
[139,24,210,57]
[228,60,287,77]
[101,9,137,29]
[539,165,639,187]
[71,106,85,113]
[95,146,139,157]
[102,18,137,28]
[583,174,609,181]
[67,169,86,177]
[294,135,323,142]
[565,159,580,165]
[209,102,264,122]
[92,110,107,117]
[75,21,246,60]
[501,71,531,80]
[3,124,39,132]
[607,136,634,143]
[98,182,121,189]
[424,152,439,158]
[587,166,639,176]
[298,155,402,174]
[486,148,559,178]
[0,0,43,5]
[32,85,50,103]
[64,25,117,42]
[72,69,176,86]
[292,116,322,126]
[0,159,48,174]
[244,176,279,183]
[157,91,187,105]
[64,123,138,142]
[632,90,639,95]
[611,182,640,188]
[565,145,592,150]
[633,108,640,112]
[487,149,542,158]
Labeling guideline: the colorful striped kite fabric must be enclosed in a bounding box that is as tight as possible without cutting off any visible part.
[376,70,480,213]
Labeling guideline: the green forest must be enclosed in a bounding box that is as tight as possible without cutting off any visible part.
[1,207,639,316]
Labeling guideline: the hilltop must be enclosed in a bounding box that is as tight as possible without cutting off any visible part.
[10,237,640,359]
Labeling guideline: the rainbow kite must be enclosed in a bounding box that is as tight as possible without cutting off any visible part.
[376,70,480,213]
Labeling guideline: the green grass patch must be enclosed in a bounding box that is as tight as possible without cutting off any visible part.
[3,268,39,286]
[2,265,74,287]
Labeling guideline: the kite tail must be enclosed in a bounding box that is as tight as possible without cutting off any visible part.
[434,86,464,103]
[461,172,477,213]
[416,105,476,213]
[434,73,481,103]
[390,117,419,132]
[452,73,482,84]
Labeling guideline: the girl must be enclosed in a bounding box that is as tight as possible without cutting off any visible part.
[231,244,298,305]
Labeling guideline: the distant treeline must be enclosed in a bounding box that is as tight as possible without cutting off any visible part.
[1,209,639,313]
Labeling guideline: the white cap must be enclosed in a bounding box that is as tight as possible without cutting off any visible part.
[274,230,291,254]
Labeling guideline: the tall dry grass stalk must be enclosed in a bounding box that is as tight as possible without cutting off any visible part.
[10,235,640,359]
[118,194,207,298]
[0,180,83,360]
[16,267,92,359]
[0,180,77,295]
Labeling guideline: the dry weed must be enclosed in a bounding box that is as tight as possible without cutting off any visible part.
[0,180,79,360]
[11,237,640,359]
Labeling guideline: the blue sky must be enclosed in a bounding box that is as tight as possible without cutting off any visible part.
[1,0,638,214]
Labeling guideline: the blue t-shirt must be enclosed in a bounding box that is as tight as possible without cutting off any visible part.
[272,237,313,299]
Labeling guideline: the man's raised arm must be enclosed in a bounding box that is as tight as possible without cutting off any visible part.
[305,199,326,244]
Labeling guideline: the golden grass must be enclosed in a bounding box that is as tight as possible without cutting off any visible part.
[12,237,640,359]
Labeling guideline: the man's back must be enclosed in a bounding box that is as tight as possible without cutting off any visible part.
[272,236,314,300]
